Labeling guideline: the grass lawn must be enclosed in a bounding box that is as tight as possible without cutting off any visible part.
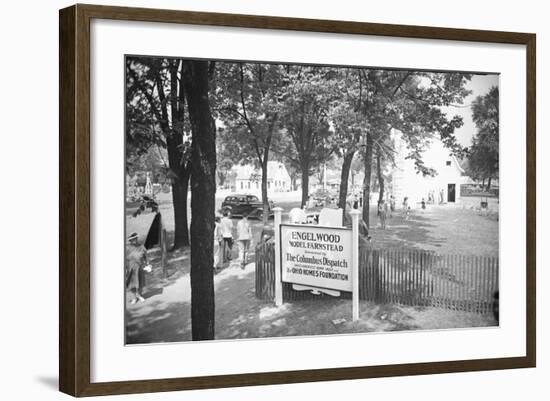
[369,203,498,256]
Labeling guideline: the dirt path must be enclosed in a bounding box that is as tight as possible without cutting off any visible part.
[126,258,496,345]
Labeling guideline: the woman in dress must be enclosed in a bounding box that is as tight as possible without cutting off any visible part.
[126,232,148,304]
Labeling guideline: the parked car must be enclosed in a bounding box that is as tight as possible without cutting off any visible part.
[305,212,320,224]
[221,194,274,219]
[139,195,158,211]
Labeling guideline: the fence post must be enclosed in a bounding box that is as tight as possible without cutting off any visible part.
[273,207,283,306]
[350,209,361,321]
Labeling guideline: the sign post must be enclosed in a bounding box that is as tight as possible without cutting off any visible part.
[274,207,361,321]
[273,207,283,306]
[350,209,361,321]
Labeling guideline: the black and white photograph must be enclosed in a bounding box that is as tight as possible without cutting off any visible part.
[125,57,500,344]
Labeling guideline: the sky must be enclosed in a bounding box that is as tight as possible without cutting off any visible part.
[443,73,499,147]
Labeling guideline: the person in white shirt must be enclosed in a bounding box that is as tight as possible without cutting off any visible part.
[236,212,253,269]
[220,210,234,263]
[307,195,315,209]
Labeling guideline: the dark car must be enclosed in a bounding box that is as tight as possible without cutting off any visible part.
[221,194,274,219]
[139,195,158,211]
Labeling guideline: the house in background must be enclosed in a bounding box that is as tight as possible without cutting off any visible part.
[228,161,291,194]
[391,133,467,207]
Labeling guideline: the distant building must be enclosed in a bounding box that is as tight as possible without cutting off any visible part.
[310,164,363,196]
[228,161,291,194]
[391,133,467,206]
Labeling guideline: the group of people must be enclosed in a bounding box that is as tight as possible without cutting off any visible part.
[377,195,397,229]
[214,209,253,271]
[377,192,440,228]
[426,189,446,205]
[125,209,254,306]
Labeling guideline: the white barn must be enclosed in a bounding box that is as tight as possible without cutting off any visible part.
[391,133,467,207]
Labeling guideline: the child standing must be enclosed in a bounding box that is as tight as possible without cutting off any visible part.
[402,197,410,220]
[389,195,395,218]
[237,212,253,269]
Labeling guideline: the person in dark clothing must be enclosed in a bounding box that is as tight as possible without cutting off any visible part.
[353,194,359,209]
[389,196,395,218]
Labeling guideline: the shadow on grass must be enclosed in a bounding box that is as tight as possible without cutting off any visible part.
[371,212,447,250]
[126,299,192,344]
[143,287,163,299]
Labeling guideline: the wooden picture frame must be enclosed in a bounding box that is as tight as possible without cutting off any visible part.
[59,3,536,397]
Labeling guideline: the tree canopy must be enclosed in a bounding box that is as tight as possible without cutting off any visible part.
[466,86,499,189]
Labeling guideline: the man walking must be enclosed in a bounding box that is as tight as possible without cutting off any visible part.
[220,210,234,264]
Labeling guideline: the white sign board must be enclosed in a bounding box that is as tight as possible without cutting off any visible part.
[280,224,352,292]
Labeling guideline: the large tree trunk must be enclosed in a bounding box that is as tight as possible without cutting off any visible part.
[290,171,297,191]
[338,150,355,211]
[165,61,190,249]
[376,150,384,212]
[486,176,492,191]
[301,160,310,207]
[174,167,191,248]
[166,135,191,249]
[182,60,216,341]
[261,153,270,226]
[259,117,276,226]
[362,133,374,227]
